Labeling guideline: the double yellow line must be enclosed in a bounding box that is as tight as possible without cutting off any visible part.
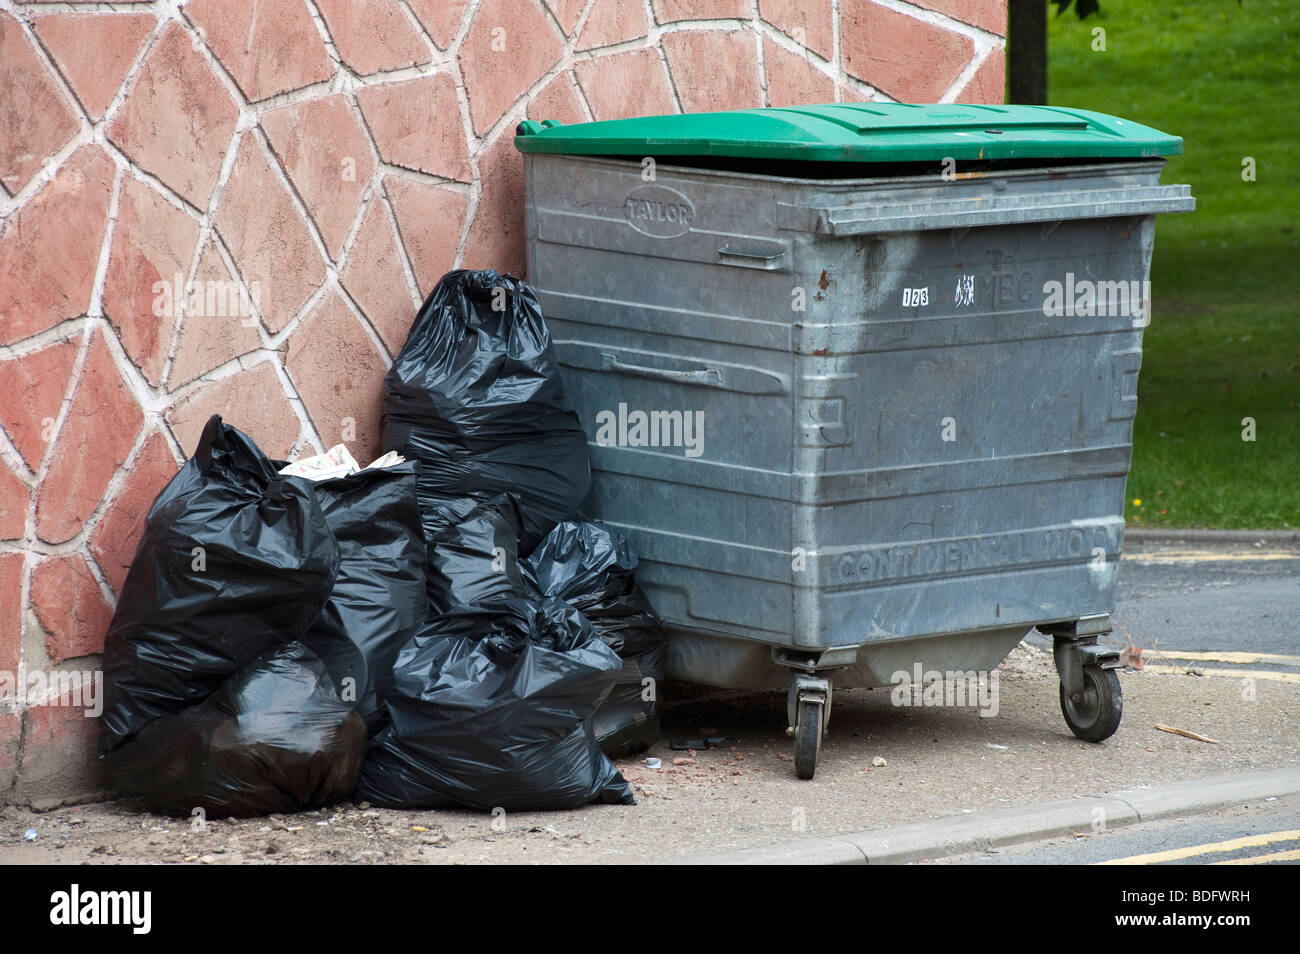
[1144,650,1300,685]
[1125,548,1300,565]
[1097,829,1300,865]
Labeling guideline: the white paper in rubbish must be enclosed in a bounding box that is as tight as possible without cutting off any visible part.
[279,445,406,481]
[363,450,405,471]
[279,444,361,481]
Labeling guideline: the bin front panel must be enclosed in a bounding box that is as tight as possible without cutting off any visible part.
[525,154,1160,654]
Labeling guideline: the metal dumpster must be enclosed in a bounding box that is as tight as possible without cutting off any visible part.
[515,104,1194,777]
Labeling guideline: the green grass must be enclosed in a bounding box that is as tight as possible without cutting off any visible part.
[1047,0,1300,528]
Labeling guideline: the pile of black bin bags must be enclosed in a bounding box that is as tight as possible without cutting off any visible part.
[99,269,666,817]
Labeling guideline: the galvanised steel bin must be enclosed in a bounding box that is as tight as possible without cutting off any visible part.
[515,104,1194,777]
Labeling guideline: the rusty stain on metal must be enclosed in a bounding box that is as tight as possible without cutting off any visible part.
[818,269,830,290]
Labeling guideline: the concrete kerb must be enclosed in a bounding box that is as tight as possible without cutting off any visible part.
[689,766,1300,865]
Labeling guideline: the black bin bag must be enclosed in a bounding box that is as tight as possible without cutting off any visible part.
[356,598,636,811]
[380,269,590,551]
[105,642,366,817]
[425,492,526,614]
[524,521,668,756]
[99,416,340,756]
[297,463,428,735]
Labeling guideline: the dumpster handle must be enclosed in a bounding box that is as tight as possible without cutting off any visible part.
[601,352,724,387]
[717,244,786,269]
[560,343,791,394]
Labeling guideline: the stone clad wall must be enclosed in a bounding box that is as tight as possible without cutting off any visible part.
[0,0,1005,804]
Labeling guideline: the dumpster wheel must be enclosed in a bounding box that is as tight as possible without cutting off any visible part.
[1059,665,1122,742]
[793,698,824,779]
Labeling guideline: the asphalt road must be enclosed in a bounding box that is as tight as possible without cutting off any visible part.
[1027,540,1300,676]
[944,792,1300,865]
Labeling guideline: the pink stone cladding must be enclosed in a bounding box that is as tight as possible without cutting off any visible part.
[0,0,1005,801]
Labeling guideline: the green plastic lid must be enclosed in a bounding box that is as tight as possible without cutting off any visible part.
[514,103,1182,163]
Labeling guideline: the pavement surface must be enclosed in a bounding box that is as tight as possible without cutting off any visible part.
[1,538,1295,864]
